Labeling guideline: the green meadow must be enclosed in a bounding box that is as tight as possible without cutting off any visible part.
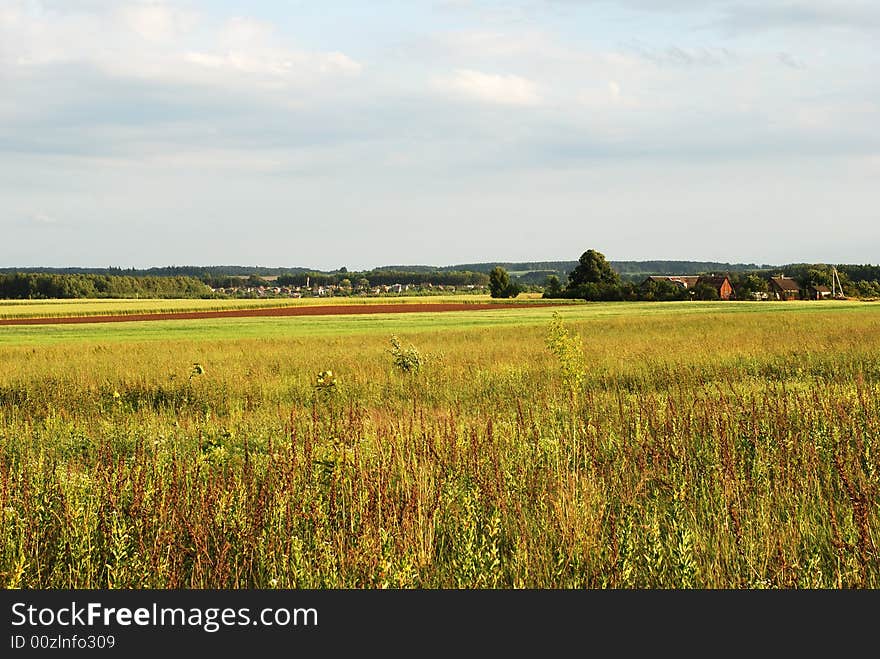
[1,300,878,587]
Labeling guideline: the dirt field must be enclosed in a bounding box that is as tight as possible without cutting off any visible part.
[0,302,559,326]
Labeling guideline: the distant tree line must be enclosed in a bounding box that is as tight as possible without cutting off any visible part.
[0,265,314,278]
[611,260,772,279]
[4,259,880,300]
[779,264,880,298]
[0,273,214,299]
[837,264,880,282]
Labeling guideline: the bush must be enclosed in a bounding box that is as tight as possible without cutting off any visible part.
[389,335,423,374]
[568,281,636,301]
[545,312,585,392]
[692,283,720,301]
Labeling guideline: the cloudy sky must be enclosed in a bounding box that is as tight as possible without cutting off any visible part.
[1,1,877,270]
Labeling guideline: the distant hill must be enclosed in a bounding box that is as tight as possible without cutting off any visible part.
[353,260,779,286]
[0,260,783,284]
[0,265,316,278]
[609,261,776,282]
[441,261,579,274]
[611,260,773,275]
[432,260,775,284]
[370,265,438,273]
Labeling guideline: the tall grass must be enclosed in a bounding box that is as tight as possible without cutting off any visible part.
[0,306,877,587]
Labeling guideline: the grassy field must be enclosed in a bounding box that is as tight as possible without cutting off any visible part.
[1,300,878,588]
[0,293,553,320]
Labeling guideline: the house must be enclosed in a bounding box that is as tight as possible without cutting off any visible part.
[641,274,734,300]
[807,284,832,300]
[769,276,801,301]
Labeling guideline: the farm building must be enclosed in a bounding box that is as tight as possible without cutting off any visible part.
[641,274,734,300]
[807,284,832,300]
[769,276,801,301]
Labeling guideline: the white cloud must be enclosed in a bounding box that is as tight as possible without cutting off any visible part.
[31,212,58,224]
[0,3,361,89]
[182,47,361,84]
[436,29,555,58]
[17,212,61,227]
[777,52,806,69]
[608,81,621,100]
[710,0,880,34]
[116,4,197,42]
[436,69,541,106]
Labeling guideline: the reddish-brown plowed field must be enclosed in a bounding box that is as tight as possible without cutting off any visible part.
[0,302,561,326]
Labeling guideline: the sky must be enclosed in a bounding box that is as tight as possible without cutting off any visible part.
[1,0,878,270]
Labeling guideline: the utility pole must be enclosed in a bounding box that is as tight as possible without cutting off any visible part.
[831,266,844,299]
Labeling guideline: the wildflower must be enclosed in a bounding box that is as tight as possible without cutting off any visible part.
[316,370,337,388]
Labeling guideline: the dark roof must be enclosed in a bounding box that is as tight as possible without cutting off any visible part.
[812,284,831,293]
[696,275,730,288]
[770,276,800,291]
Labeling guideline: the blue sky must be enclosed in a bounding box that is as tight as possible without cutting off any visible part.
[2,0,878,270]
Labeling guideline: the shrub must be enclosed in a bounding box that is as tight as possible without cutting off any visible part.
[389,335,423,374]
[544,312,585,393]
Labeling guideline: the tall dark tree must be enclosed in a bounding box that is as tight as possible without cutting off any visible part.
[489,266,512,298]
[543,274,563,298]
[567,250,620,287]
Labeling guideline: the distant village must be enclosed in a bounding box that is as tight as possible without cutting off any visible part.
[211,278,488,299]
[214,273,843,301]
